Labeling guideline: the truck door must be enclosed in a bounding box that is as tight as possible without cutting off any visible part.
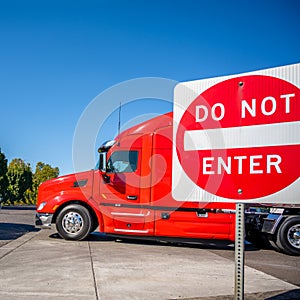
[100,147,154,235]
[151,125,234,241]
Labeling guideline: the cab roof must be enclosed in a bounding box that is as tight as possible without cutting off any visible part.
[115,112,173,139]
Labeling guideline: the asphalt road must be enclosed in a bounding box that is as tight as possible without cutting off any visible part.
[1,205,299,289]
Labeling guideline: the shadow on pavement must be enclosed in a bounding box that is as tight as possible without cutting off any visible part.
[0,223,39,240]
[49,231,116,242]
[196,289,300,300]
[112,237,261,252]
[49,230,260,252]
[266,289,300,300]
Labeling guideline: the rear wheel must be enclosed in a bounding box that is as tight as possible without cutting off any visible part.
[273,216,300,256]
[56,204,92,240]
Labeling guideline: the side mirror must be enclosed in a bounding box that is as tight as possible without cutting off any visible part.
[99,152,107,173]
[99,152,110,183]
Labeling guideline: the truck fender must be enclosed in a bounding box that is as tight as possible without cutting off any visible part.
[261,213,286,235]
[52,199,104,233]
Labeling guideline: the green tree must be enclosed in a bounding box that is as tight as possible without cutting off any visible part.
[7,158,32,205]
[0,148,8,203]
[24,162,59,204]
[34,162,59,184]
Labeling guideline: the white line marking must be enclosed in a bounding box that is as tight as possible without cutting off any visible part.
[184,121,300,151]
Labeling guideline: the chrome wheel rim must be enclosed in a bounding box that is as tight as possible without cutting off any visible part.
[62,212,83,234]
[287,223,300,249]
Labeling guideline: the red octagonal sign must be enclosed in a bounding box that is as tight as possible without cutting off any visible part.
[173,64,300,203]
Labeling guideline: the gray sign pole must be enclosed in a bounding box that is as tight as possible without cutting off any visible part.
[235,202,245,300]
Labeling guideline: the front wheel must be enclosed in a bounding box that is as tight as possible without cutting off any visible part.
[56,204,92,240]
[274,216,300,256]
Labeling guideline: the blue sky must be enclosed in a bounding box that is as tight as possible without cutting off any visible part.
[0,0,299,175]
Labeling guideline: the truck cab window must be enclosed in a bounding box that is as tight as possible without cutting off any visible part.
[107,151,138,173]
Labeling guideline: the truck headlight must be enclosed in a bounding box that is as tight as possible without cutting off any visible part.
[37,202,47,211]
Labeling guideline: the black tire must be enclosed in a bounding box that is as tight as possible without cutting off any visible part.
[56,204,92,241]
[268,239,282,253]
[90,219,99,233]
[275,216,300,256]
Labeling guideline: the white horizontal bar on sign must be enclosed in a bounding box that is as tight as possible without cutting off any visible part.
[184,121,300,151]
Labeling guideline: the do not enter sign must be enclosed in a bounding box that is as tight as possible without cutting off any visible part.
[172,63,300,203]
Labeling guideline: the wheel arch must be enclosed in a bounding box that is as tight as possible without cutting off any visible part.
[264,210,300,239]
[52,200,102,232]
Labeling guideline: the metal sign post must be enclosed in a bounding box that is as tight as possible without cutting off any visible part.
[235,203,245,300]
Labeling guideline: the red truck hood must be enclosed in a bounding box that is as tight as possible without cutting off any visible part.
[37,170,94,209]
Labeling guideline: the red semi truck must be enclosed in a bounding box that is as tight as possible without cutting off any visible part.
[36,112,300,255]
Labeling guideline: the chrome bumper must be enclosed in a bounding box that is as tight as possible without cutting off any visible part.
[35,213,54,229]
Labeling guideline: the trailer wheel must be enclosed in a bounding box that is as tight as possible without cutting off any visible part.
[276,216,300,256]
[56,204,92,241]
